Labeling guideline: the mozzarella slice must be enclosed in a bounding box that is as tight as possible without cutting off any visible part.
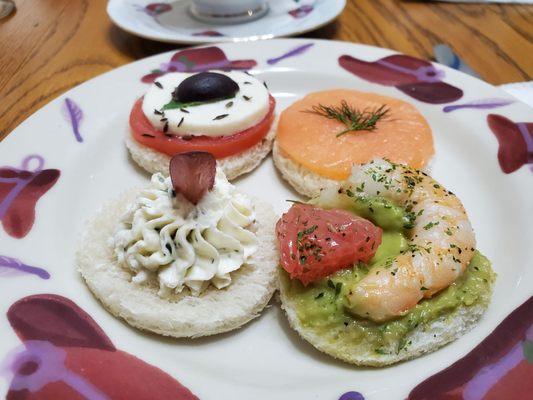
[141,71,270,137]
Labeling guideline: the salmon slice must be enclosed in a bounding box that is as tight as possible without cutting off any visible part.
[276,89,434,180]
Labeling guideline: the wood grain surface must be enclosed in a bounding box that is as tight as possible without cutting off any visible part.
[0,0,532,139]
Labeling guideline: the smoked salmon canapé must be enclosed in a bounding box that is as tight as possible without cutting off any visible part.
[277,159,495,366]
[127,71,277,180]
[273,89,434,197]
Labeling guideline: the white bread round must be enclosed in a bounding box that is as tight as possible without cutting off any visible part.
[126,117,277,181]
[273,142,434,199]
[272,142,338,198]
[77,189,279,338]
[278,270,492,366]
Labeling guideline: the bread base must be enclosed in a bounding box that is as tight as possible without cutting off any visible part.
[278,269,492,366]
[126,117,277,181]
[272,142,339,198]
[77,189,279,338]
[273,142,434,199]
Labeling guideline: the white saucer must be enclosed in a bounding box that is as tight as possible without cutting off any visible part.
[107,0,346,44]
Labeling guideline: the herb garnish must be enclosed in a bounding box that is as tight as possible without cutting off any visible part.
[213,114,229,121]
[286,199,305,204]
[297,225,318,244]
[423,221,439,230]
[163,95,235,111]
[296,224,322,265]
[374,347,390,355]
[334,282,343,297]
[304,100,389,137]
[403,211,417,229]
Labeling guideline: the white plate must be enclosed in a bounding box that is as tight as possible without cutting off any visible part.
[107,0,346,43]
[1,39,532,400]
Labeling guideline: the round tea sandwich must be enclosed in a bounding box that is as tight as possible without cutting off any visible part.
[78,152,279,337]
[273,89,434,197]
[127,71,277,180]
[276,159,495,366]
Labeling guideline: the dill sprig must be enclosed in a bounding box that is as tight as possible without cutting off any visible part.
[304,100,389,137]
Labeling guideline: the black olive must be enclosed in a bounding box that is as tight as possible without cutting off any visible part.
[173,72,239,104]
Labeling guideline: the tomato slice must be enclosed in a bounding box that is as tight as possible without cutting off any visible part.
[129,96,276,158]
[276,204,382,286]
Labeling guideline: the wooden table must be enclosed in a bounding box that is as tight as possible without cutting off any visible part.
[1,0,532,139]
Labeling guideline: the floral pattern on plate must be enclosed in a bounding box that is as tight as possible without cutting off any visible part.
[267,43,314,65]
[62,98,84,143]
[0,155,60,239]
[135,2,172,17]
[442,98,514,113]
[3,294,198,399]
[487,114,533,174]
[339,54,463,104]
[141,47,257,83]
[289,5,314,18]
[0,256,50,280]
[409,297,533,399]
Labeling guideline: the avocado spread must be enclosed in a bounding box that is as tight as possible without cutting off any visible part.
[281,194,495,355]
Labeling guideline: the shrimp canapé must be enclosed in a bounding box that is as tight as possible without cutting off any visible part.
[318,159,476,322]
[277,157,494,364]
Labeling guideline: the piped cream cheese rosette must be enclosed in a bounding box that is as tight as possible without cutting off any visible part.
[78,152,278,338]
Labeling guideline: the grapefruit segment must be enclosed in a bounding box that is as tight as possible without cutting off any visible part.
[276,204,382,286]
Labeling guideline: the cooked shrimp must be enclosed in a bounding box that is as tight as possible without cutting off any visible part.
[342,159,476,322]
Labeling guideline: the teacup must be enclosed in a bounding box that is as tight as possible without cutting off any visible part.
[189,0,269,24]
